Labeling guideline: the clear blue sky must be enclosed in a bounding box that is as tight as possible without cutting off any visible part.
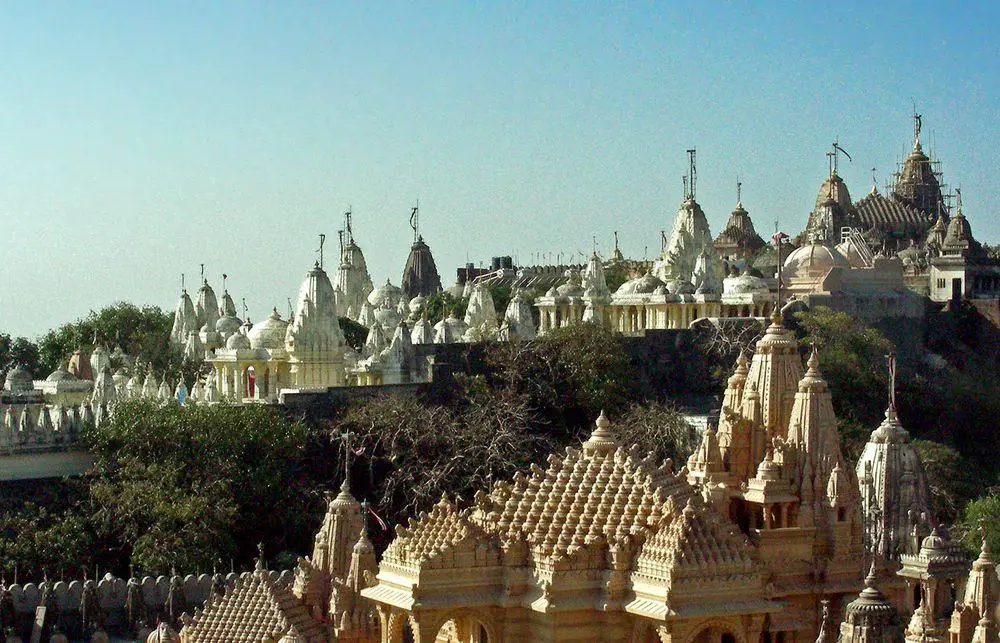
[2,1,998,337]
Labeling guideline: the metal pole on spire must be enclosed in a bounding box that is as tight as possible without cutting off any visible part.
[409,201,420,243]
[318,233,326,268]
[736,179,742,204]
[338,230,345,264]
[222,273,228,293]
[181,273,185,292]
[345,206,354,244]
[885,353,897,412]
[200,263,205,282]
[687,148,697,200]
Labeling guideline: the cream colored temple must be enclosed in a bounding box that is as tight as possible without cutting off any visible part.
[158,311,997,643]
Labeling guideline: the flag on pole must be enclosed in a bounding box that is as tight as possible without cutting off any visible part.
[772,231,789,247]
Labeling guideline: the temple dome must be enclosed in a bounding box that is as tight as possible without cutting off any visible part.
[615,272,665,295]
[286,262,345,355]
[783,242,850,281]
[814,174,853,214]
[367,279,404,309]
[723,273,770,296]
[215,313,243,338]
[834,237,869,268]
[893,141,944,215]
[248,308,289,350]
[46,368,77,382]
[226,329,252,351]
[4,365,33,392]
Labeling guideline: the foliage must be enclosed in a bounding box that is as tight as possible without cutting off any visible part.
[0,333,42,379]
[794,307,892,427]
[424,291,468,325]
[483,323,633,435]
[957,493,1000,556]
[603,264,631,294]
[339,388,548,525]
[35,302,176,376]
[84,400,317,574]
[488,285,512,320]
[0,480,95,579]
[0,504,94,579]
[912,439,984,524]
[339,316,368,352]
[611,401,700,465]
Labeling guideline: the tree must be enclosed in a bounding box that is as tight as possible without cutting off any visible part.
[611,401,700,465]
[483,323,633,435]
[36,302,176,376]
[339,316,368,352]
[84,400,317,573]
[794,307,893,427]
[957,493,1000,556]
[912,439,984,523]
[0,333,42,378]
[339,388,547,526]
[424,291,467,325]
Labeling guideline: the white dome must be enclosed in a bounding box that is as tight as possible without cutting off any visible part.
[834,238,868,268]
[723,274,770,296]
[367,278,403,309]
[215,313,243,337]
[615,272,665,295]
[248,308,289,350]
[226,329,252,350]
[782,242,851,281]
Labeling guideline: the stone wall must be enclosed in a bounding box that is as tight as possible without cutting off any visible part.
[1,569,293,641]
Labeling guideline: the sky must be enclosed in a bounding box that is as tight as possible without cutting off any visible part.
[2,1,999,338]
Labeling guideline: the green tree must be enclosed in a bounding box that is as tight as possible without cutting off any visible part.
[957,493,1000,556]
[36,302,176,376]
[912,439,984,523]
[489,285,512,320]
[424,291,468,324]
[85,400,317,573]
[339,316,368,352]
[0,333,42,378]
[794,307,893,427]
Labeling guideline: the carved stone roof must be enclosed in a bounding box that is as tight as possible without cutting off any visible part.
[181,561,325,643]
[853,191,932,239]
[715,202,765,257]
[382,413,695,570]
[634,497,754,582]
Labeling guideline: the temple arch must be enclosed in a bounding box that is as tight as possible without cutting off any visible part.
[682,619,745,643]
[425,609,497,643]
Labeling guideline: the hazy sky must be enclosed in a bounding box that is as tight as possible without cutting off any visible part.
[2,2,998,338]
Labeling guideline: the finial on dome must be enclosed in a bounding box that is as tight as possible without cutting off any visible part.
[865,560,878,588]
[582,411,617,455]
[980,518,990,555]
[736,178,742,206]
[807,344,820,371]
[255,543,266,573]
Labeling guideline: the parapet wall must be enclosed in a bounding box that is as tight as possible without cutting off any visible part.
[1,569,293,639]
